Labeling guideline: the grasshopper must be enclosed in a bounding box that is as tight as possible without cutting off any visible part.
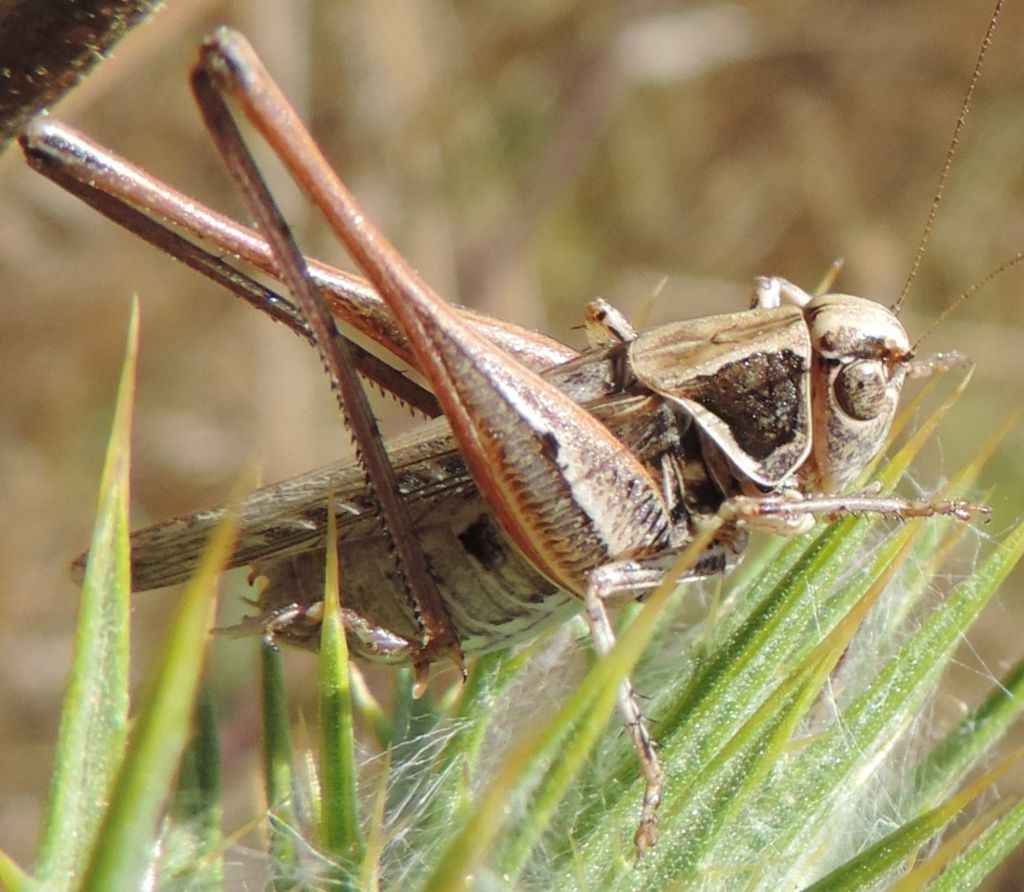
[18,16,998,853]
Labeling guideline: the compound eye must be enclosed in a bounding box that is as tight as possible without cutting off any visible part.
[834,359,888,420]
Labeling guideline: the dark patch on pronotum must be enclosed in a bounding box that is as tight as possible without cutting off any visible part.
[686,350,805,460]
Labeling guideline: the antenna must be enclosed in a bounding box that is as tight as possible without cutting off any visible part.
[891,0,1003,315]
[912,251,1024,352]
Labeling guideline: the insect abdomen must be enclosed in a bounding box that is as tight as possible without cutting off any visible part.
[253,504,578,660]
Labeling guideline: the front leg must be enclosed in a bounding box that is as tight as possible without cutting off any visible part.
[720,491,989,529]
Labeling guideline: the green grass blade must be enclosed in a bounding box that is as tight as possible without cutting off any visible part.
[318,501,364,863]
[0,850,31,892]
[754,520,1024,884]
[804,748,1024,891]
[887,804,1006,892]
[78,482,238,890]
[163,687,223,889]
[261,643,301,887]
[913,654,1024,808]
[924,796,1024,892]
[34,302,138,887]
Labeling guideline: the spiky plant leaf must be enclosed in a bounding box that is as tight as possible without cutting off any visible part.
[78,460,237,889]
[32,302,137,889]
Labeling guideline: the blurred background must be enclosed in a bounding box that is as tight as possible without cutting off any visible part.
[2,0,1023,883]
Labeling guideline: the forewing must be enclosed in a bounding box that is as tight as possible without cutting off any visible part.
[87,417,474,591]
